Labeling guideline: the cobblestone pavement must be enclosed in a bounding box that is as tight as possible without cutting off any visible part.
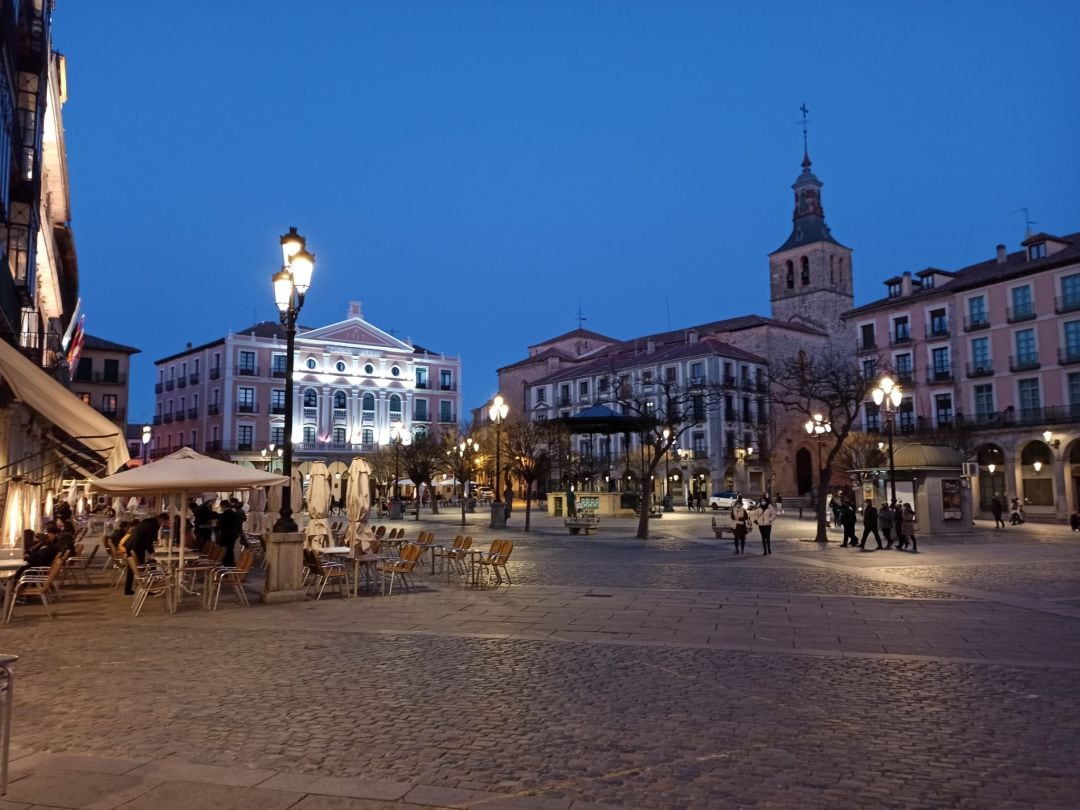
[3,512,1080,808]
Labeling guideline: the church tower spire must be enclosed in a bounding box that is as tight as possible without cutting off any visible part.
[767,110,854,337]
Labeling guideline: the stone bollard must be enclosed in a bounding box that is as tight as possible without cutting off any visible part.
[263,532,308,605]
[489,501,507,530]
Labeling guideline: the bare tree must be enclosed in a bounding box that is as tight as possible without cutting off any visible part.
[365,445,396,506]
[615,380,719,540]
[503,417,552,532]
[440,430,481,527]
[401,429,445,519]
[770,348,873,543]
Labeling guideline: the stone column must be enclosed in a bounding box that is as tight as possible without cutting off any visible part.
[263,531,308,604]
[1053,457,1068,520]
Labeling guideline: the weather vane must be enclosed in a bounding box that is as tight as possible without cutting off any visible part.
[797,102,811,154]
[576,303,587,329]
[1010,207,1037,237]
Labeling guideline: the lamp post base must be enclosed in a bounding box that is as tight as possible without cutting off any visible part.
[263,531,308,604]
[389,500,404,520]
[489,502,507,530]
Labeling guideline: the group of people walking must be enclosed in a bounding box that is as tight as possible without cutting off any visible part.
[729,496,777,555]
[835,498,917,552]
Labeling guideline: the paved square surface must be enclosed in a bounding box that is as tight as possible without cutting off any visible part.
[4,511,1080,808]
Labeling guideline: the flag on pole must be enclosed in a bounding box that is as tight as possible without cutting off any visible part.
[60,298,81,350]
[65,315,85,368]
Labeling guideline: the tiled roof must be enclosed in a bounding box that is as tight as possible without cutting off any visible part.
[845,230,1080,317]
[82,334,140,354]
[497,346,576,373]
[527,327,617,349]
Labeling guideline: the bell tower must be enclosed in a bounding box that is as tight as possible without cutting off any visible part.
[768,120,854,336]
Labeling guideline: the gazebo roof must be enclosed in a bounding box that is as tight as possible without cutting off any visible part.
[556,404,657,435]
[892,444,963,469]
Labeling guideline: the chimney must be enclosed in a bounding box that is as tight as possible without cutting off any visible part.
[185,342,192,350]
[901,271,912,296]
[687,329,698,344]
[646,338,655,354]
[996,244,1007,264]
[347,301,363,319]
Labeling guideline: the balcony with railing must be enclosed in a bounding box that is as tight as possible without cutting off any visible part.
[722,375,736,388]
[236,402,259,414]
[163,413,174,423]
[965,361,994,378]
[189,372,200,384]
[1009,354,1040,372]
[92,372,126,384]
[439,413,457,423]
[271,367,286,379]
[209,367,221,380]
[270,404,286,415]
[415,381,430,390]
[174,410,186,422]
[187,407,198,419]
[925,323,950,339]
[889,330,912,346]
[439,382,458,391]
[963,315,990,332]
[237,366,259,377]
[100,407,125,422]
[1006,305,1035,323]
[303,407,318,421]
[856,338,877,353]
[896,367,915,386]
[208,403,220,416]
[153,415,162,425]
[154,382,163,393]
[177,377,186,388]
[165,379,175,391]
[689,376,707,387]
[1059,347,1080,366]
[1055,295,1080,315]
[926,367,953,384]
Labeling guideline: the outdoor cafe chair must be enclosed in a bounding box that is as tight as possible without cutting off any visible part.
[5,555,64,622]
[126,557,172,616]
[62,545,98,588]
[443,535,472,578]
[477,539,514,586]
[374,525,386,541]
[376,542,422,596]
[303,549,350,601]
[211,550,254,610]
[102,539,127,588]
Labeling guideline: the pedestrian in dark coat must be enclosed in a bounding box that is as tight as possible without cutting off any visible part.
[879,502,895,548]
[731,499,750,554]
[990,497,1005,529]
[840,502,858,546]
[124,514,167,595]
[217,501,242,567]
[860,500,883,549]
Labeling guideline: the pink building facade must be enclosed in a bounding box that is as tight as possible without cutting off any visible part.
[845,231,1080,520]
[150,302,462,466]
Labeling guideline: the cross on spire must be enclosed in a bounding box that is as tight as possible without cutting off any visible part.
[797,102,812,167]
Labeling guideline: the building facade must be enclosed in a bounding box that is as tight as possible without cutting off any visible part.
[150,302,462,466]
[69,334,139,427]
[845,230,1080,520]
[497,147,851,499]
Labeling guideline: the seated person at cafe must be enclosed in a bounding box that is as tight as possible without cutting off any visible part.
[21,528,36,556]
[26,526,60,567]
[123,513,169,596]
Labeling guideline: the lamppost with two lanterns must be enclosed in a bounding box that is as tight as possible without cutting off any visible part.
[871,375,904,504]
[270,227,315,533]
[488,394,509,529]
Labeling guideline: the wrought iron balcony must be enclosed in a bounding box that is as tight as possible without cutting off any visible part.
[209,367,221,380]
[926,367,953,384]
[1009,354,1040,372]
[1006,305,1035,323]
[963,315,990,332]
[1059,347,1080,366]
[965,362,994,378]
[1055,295,1080,315]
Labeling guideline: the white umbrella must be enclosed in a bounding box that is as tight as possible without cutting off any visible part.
[290,468,305,532]
[126,496,139,512]
[267,483,282,521]
[305,462,332,548]
[344,457,373,551]
[248,487,267,536]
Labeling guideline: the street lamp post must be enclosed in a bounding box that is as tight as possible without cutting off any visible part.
[451,437,479,527]
[389,421,408,519]
[141,424,151,464]
[488,394,509,529]
[804,413,832,542]
[662,428,673,512]
[271,227,315,533]
[871,375,904,504]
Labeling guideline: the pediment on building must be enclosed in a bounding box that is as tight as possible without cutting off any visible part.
[299,318,413,352]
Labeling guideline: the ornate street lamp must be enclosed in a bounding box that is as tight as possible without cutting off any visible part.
[871,375,904,504]
[450,436,480,526]
[141,424,151,464]
[271,227,315,533]
[488,394,509,529]
[661,427,673,512]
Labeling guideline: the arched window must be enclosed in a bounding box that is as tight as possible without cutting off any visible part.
[303,426,316,444]
[333,427,347,444]
[362,392,375,411]
[302,389,318,408]
[785,260,794,290]
[361,428,374,446]
[333,391,347,410]
[801,256,810,285]
[389,394,402,418]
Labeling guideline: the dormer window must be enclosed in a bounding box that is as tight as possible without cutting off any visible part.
[887,281,902,298]
[1028,242,1046,260]
[922,275,934,290]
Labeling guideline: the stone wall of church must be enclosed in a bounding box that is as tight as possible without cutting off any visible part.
[769,243,854,338]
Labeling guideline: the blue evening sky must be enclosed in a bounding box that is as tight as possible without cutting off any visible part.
[56,1,1079,424]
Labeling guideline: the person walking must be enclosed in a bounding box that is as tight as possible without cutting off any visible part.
[1009,498,1025,525]
[731,498,750,554]
[860,499,883,550]
[898,503,918,552]
[755,496,776,555]
[990,497,1005,529]
[217,500,242,567]
[775,493,784,515]
[879,501,895,549]
[840,501,858,546]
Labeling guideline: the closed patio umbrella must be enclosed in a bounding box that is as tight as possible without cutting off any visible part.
[247,487,267,536]
[344,457,372,551]
[305,461,332,548]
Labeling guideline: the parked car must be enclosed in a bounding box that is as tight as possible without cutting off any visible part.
[709,491,758,510]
